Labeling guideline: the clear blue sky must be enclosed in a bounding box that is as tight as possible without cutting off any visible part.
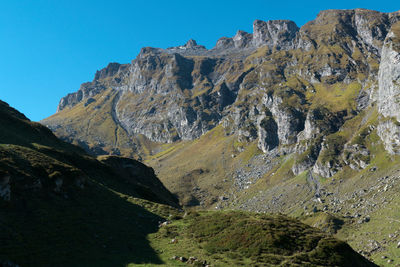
[0,0,398,121]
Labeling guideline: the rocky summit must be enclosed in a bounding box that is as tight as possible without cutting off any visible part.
[38,8,400,265]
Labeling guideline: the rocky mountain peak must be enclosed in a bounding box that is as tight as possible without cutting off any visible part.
[94,62,122,81]
[215,36,234,49]
[232,30,253,48]
[252,19,298,49]
[214,19,299,51]
[138,47,160,57]
[167,39,207,52]
[298,8,400,56]
[184,39,198,48]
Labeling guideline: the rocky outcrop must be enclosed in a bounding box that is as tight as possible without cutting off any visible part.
[297,108,345,141]
[215,37,235,50]
[292,141,322,176]
[257,114,278,153]
[378,23,400,119]
[343,144,370,170]
[263,95,305,145]
[377,22,400,153]
[214,19,299,52]
[232,30,253,48]
[377,120,400,154]
[182,39,206,50]
[252,19,298,49]
[57,63,129,112]
[313,159,341,178]
[94,62,123,80]
[113,50,243,143]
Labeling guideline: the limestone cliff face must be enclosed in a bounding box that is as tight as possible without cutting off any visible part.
[378,23,400,119]
[116,50,246,143]
[43,9,400,178]
[377,22,400,154]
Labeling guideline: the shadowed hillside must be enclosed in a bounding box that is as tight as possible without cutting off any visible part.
[0,99,179,266]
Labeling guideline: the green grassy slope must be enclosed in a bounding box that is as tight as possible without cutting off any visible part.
[146,211,376,267]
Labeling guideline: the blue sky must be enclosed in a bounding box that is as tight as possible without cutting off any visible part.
[0,0,398,121]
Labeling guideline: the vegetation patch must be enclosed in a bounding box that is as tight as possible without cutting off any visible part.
[148,210,375,266]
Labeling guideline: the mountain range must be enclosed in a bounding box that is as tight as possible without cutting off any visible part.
[2,7,400,266]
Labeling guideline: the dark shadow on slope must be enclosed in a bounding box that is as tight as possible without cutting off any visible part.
[0,180,165,267]
[23,144,180,208]
[0,99,176,266]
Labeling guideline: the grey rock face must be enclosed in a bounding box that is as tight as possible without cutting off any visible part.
[313,159,341,178]
[298,110,324,141]
[377,23,400,153]
[264,95,305,145]
[183,39,204,49]
[252,20,298,49]
[292,142,322,176]
[213,19,299,52]
[232,30,253,48]
[94,62,122,80]
[257,114,278,153]
[377,120,400,154]
[215,37,234,50]
[298,9,400,57]
[353,10,388,54]
[343,144,370,170]
[378,31,400,120]
[113,50,245,143]
[57,83,101,112]
[297,108,345,141]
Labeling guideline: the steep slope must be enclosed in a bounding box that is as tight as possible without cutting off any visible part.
[0,100,178,207]
[0,99,180,266]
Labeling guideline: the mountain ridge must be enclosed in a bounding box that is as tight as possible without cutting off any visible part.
[40,9,400,264]
[43,8,400,161]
